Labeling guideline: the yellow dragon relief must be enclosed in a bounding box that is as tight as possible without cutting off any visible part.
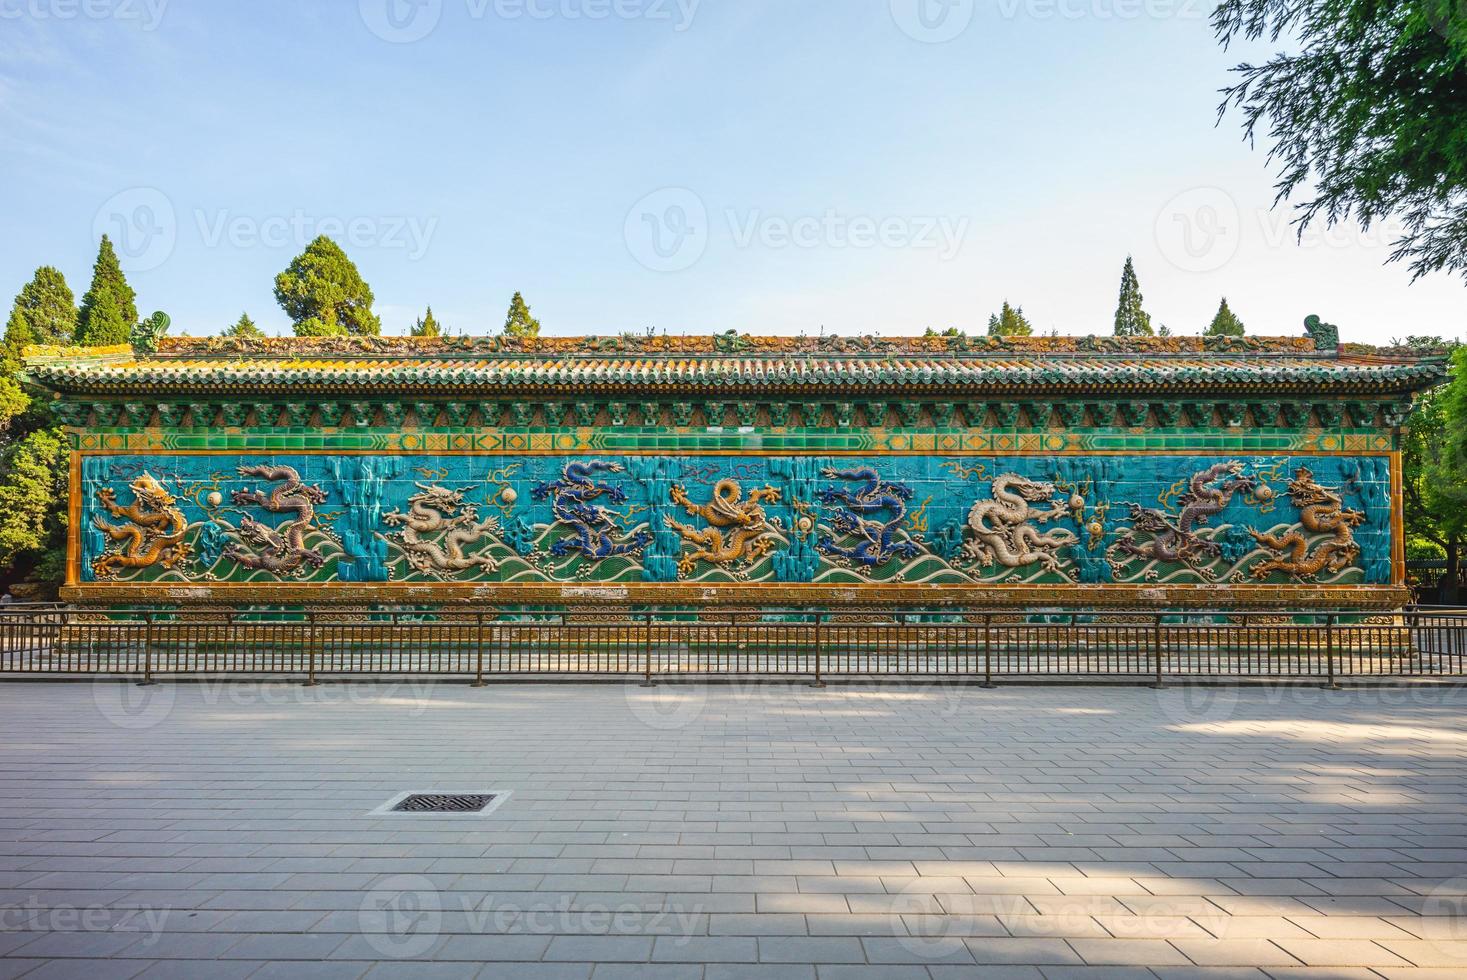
[1249,466,1365,580]
[92,473,191,578]
[665,480,782,577]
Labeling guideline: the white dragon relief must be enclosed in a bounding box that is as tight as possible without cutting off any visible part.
[962,474,1076,574]
[383,483,501,577]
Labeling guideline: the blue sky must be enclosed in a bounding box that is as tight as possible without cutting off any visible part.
[0,0,1460,343]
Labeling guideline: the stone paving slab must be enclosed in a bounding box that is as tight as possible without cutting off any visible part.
[0,681,1466,977]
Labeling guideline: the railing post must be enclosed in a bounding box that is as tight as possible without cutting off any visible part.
[642,612,655,688]
[137,611,155,687]
[981,613,996,689]
[304,611,318,688]
[1151,613,1164,690]
[472,612,487,688]
[811,611,825,688]
[1324,612,1340,690]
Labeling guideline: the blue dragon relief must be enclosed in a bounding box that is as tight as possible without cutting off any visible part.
[816,467,921,567]
[532,461,653,559]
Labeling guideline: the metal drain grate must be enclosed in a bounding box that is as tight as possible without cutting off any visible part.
[392,793,496,813]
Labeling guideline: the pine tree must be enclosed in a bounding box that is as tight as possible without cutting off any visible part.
[223,312,264,339]
[502,291,541,339]
[1112,256,1154,337]
[274,236,382,337]
[76,237,138,346]
[986,301,1033,337]
[1205,297,1246,337]
[411,306,442,338]
[7,267,76,346]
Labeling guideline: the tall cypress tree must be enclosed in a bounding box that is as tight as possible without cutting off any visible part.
[1112,256,1154,337]
[76,237,138,346]
[7,267,77,346]
[411,306,442,337]
[223,312,264,338]
[502,292,541,339]
[1205,297,1246,337]
[274,236,382,337]
[986,301,1034,337]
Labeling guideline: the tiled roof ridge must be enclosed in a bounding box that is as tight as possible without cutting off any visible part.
[19,334,1448,363]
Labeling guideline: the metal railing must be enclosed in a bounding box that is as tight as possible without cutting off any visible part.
[0,606,1464,684]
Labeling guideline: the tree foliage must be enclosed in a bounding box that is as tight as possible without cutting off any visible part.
[8,267,76,347]
[1112,257,1154,337]
[1206,297,1246,336]
[412,306,442,338]
[274,236,382,337]
[75,237,137,346]
[502,291,541,339]
[986,301,1033,337]
[1401,338,1465,600]
[0,427,68,587]
[224,312,263,339]
[1214,0,1467,281]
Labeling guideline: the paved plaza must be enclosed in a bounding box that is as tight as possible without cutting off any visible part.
[2,680,1467,978]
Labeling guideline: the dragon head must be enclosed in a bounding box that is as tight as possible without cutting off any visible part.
[413,483,466,512]
[1015,479,1058,503]
[1125,504,1173,534]
[1285,467,1337,507]
[128,473,176,509]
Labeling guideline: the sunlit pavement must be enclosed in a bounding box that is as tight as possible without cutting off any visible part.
[2,680,1466,978]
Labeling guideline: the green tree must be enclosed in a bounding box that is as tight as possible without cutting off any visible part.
[223,312,264,339]
[1418,341,1467,602]
[273,236,382,337]
[502,291,541,339]
[411,306,442,338]
[1214,0,1467,281]
[75,237,137,346]
[1206,297,1246,337]
[0,428,68,590]
[0,309,34,428]
[986,301,1033,337]
[7,267,76,347]
[1112,256,1154,336]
